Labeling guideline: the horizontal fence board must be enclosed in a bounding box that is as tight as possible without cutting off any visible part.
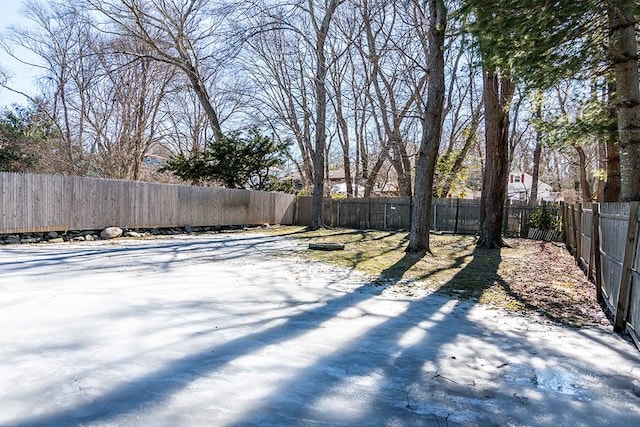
[0,172,295,234]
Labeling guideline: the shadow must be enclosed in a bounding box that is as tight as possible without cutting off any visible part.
[0,233,296,279]
[437,247,503,300]
[7,234,640,426]
[236,245,640,426]
[11,262,386,426]
[225,244,607,426]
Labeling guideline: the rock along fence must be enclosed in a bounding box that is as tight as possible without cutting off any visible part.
[0,172,296,235]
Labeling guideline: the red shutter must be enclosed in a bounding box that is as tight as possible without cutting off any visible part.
[510,175,513,183]
[521,173,525,183]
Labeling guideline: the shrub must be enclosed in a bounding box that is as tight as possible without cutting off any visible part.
[528,206,562,231]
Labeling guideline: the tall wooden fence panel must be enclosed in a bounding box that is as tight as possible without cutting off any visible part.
[564,202,640,350]
[579,203,594,276]
[598,203,630,316]
[0,173,296,234]
[564,204,577,251]
[629,208,640,346]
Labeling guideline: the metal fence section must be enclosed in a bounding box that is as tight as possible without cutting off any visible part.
[295,196,560,238]
[0,172,296,234]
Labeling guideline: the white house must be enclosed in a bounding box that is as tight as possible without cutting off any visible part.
[331,182,365,197]
[507,171,557,202]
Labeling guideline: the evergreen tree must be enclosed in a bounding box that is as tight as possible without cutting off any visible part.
[465,0,639,201]
[0,105,49,172]
[161,129,290,190]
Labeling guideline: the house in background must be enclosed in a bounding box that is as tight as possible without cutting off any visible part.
[508,171,561,202]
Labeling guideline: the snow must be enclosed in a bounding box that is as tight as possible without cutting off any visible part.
[1,233,639,426]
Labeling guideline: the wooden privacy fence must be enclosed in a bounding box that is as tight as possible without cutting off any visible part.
[295,196,560,238]
[0,172,296,234]
[564,202,640,348]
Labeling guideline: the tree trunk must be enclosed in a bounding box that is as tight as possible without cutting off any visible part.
[605,135,622,202]
[595,141,606,202]
[388,133,413,197]
[574,144,592,201]
[407,0,446,255]
[310,1,341,229]
[608,0,640,201]
[529,103,542,205]
[604,81,622,201]
[334,99,353,197]
[184,66,224,143]
[477,67,514,249]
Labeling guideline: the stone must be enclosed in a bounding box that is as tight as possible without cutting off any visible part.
[308,243,345,251]
[184,225,193,234]
[150,228,161,235]
[84,234,94,241]
[100,227,123,240]
[20,237,38,244]
[125,231,142,238]
[71,236,85,242]
[5,235,20,244]
[47,238,65,244]
[47,231,59,239]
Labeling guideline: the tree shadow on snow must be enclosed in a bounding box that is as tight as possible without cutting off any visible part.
[11,242,640,426]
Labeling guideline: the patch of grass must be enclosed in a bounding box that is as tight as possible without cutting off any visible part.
[256,226,606,327]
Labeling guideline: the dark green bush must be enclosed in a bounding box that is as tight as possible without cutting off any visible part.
[528,206,562,231]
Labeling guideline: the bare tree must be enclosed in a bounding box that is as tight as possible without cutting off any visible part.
[84,0,237,142]
[356,0,428,197]
[244,25,316,190]
[2,1,187,180]
[243,0,343,228]
[2,0,97,174]
[407,0,447,255]
[83,38,177,179]
[309,0,344,229]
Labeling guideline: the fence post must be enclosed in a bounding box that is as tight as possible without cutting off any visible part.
[432,200,437,232]
[614,201,640,332]
[383,203,387,230]
[591,203,604,304]
[562,203,568,245]
[574,203,582,262]
[568,204,575,254]
[453,198,460,234]
[503,201,509,236]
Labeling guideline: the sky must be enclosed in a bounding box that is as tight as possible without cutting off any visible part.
[0,0,39,108]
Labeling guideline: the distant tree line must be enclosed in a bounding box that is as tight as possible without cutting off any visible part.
[0,0,637,252]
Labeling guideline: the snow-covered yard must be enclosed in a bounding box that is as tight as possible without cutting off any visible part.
[1,233,639,426]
